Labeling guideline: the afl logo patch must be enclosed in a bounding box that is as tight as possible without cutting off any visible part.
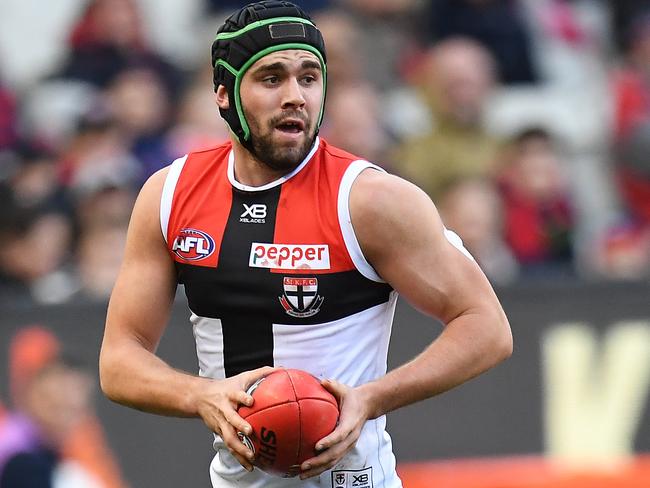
[172,228,215,261]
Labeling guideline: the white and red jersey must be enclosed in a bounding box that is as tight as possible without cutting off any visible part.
[161,137,402,488]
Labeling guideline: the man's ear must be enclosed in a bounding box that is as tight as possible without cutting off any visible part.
[215,86,229,109]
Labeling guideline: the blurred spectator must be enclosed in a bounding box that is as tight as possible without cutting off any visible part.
[0,189,75,305]
[342,0,420,15]
[0,326,128,488]
[0,338,97,487]
[1,142,69,213]
[53,109,136,300]
[205,0,332,16]
[166,65,230,156]
[0,79,18,150]
[57,0,182,95]
[0,143,76,305]
[104,66,176,179]
[599,11,650,279]
[76,223,128,300]
[311,10,366,88]
[609,0,650,53]
[58,111,141,194]
[426,0,538,84]
[322,83,394,168]
[395,38,502,199]
[22,80,102,154]
[594,122,650,280]
[520,0,606,89]
[339,0,423,91]
[616,122,650,231]
[438,177,519,285]
[595,223,650,280]
[75,186,135,232]
[497,127,575,275]
[611,11,650,140]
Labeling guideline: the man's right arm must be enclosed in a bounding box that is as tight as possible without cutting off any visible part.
[99,168,271,470]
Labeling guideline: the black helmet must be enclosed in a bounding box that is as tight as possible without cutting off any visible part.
[211,1,327,152]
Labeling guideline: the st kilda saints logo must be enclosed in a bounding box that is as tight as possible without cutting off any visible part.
[279,277,324,318]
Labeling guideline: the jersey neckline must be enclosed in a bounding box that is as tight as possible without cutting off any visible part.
[227,137,320,192]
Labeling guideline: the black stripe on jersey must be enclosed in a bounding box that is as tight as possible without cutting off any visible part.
[180,265,392,325]
[182,186,281,377]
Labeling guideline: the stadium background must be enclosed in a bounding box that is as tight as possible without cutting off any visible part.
[1,0,649,487]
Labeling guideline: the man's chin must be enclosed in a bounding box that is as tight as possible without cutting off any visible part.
[248,129,315,173]
[264,148,306,172]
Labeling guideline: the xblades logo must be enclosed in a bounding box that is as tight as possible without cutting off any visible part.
[331,467,373,488]
[240,203,267,224]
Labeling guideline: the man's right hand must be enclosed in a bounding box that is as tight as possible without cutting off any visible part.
[195,366,275,471]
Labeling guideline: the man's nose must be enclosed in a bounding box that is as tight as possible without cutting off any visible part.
[281,77,306,109]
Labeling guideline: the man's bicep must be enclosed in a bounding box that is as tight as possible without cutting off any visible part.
[104,170,177,352]
[351,172,496,323]
[107,245,177,352]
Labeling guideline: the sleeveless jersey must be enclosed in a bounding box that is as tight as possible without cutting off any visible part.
[161,137,402,488]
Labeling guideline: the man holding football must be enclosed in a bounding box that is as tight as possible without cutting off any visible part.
[99,1,512,487]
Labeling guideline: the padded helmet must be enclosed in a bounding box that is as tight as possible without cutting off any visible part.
[211,1,327,152]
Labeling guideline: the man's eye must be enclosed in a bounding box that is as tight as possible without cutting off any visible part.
[264,76,279,84]
[302,76,315,84]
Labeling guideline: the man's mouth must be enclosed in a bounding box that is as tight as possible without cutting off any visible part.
[275,118,305,134]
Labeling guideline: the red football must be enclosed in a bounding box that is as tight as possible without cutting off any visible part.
[238,368,339,477]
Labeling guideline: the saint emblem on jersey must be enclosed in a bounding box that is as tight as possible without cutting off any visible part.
[172,228,215,261]
[279,277,324,318]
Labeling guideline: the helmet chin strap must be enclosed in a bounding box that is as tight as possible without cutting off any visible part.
[239,123,260,160]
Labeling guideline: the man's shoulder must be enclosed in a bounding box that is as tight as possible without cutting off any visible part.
[350,169,433,228]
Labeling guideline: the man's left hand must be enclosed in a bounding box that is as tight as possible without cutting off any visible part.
[299,379,372,480]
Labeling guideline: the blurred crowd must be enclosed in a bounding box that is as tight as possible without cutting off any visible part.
[0,326,128,487]
[1,0,650,307]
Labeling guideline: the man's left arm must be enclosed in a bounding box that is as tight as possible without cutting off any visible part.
[300,170,512,479]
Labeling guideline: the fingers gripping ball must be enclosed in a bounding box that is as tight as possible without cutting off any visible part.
[238,369,339,477]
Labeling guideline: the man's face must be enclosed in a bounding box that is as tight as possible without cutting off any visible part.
[239,50,324,172]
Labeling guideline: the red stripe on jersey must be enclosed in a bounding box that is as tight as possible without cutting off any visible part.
[273,140,357,274]
[167,143,233,268]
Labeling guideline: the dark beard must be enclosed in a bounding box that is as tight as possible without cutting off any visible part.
[246,111,315,173]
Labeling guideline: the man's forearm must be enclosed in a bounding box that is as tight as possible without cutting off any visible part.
[99,337,206,418]
[359,310,512,419]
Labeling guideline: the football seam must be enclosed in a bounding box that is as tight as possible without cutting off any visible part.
[295,395,336,402]
[286,371,303,463]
